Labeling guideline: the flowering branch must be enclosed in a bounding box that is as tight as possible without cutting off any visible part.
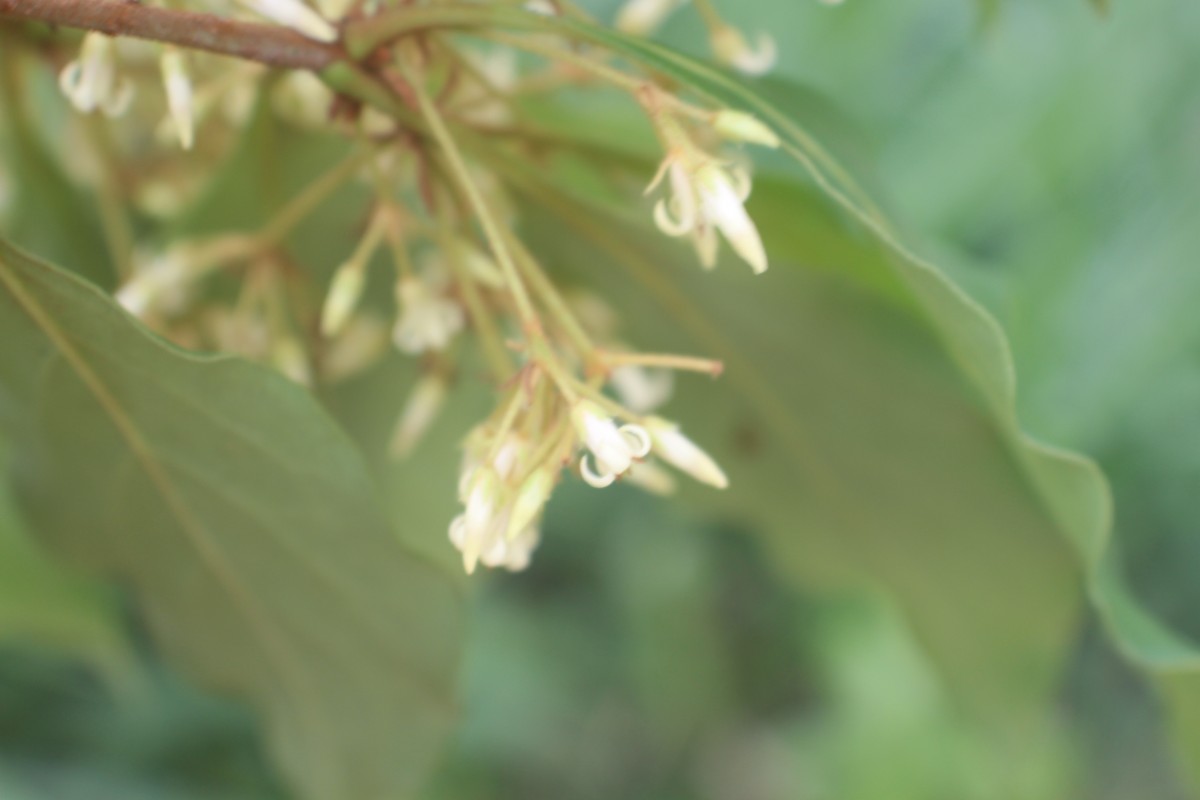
[0,0,339,70]
[2,0,767,575]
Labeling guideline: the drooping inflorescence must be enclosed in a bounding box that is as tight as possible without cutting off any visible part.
[43,0,782,574]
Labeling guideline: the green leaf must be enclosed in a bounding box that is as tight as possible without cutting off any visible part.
[520,178,1080,728]
[508,13,1200,780]
[0,441,131,684]
[0,238,463,800]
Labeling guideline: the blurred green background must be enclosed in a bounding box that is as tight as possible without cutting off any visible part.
[3,0,1200,798]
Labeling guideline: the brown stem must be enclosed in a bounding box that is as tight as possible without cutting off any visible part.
[0,0,339,70]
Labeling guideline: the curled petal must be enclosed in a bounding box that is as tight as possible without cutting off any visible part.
[58,61,86,109]
[654,198,693,237]
[574,400,635,475]
[619,424,652,458]
[580,455,616,488]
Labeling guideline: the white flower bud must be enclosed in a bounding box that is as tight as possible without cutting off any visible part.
[646,417,728,489]
[389,375,447,459]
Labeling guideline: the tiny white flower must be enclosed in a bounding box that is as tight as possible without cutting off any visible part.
[572,400,651,488]
[646,417,728,489]
[160,47,194,150]
[610,365,673,414]
[392,276,464,354]
[694,162,767,273]
[615,0,683,36]
[648,154,767,274]
[58,33,134,117]
[237,0,338,41]
[710,24,777,76]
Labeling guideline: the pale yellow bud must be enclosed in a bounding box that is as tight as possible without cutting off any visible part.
[320,262,366,337]
[712,110,780,149]
[389,375,448,459]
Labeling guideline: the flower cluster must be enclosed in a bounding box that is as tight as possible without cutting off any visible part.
[444,369,728,575]
[47,0,782,575]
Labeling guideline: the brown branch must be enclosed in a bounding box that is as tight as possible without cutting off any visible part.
[0,0,340,70]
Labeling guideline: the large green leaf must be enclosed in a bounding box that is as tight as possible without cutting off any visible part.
[519,174,1079,732]
[407,6,1200,774]
[0,443,130,683]
[0,238,463,800]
